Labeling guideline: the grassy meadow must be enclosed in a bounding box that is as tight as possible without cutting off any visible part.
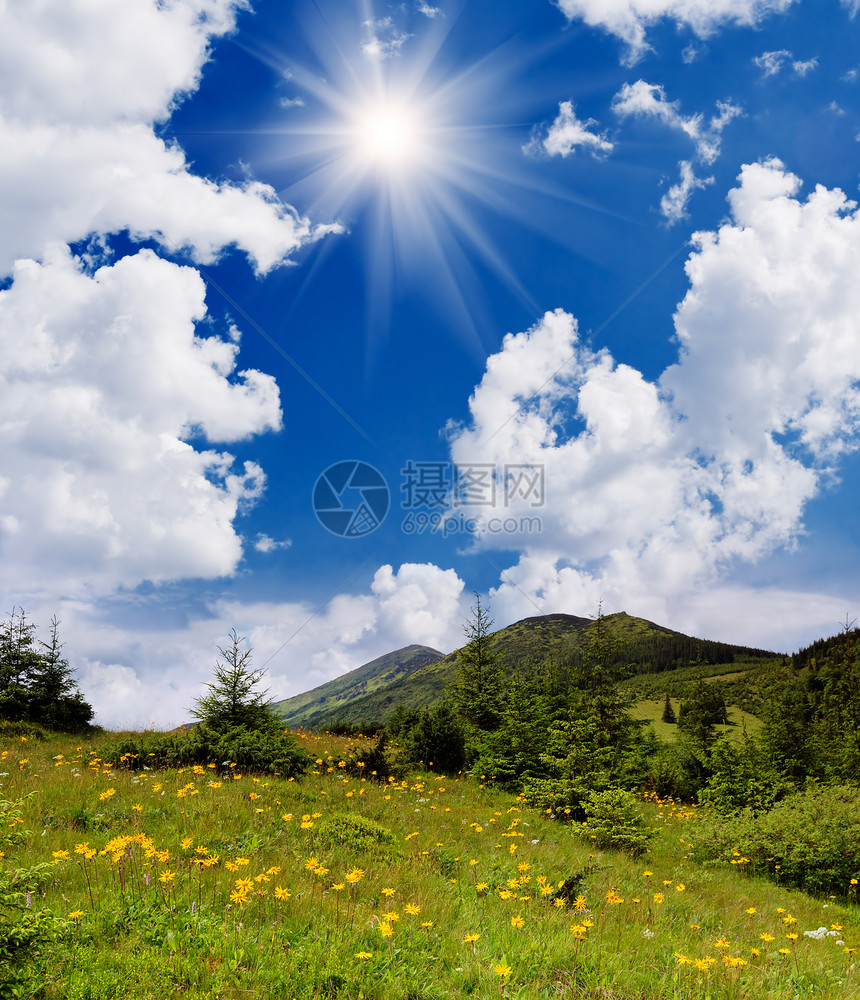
[1,727,858,1000]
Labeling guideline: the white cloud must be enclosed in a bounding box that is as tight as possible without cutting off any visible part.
[0,0,346,605]
[361,22,412,62]
[0,247,281,598]
[753,51,817,77]
[416,1,442,17]
[612,82,740,165]
[448,158,860,633]
[682,43,706,63]
[555,0,797,63]
[792,57,818,77]
[0,0,340,275]
[279,97,305,108]
[843,0,860,15]
[0,0,245,127]
[661,160,713,222]
[526,100,614,158]
[0,119,335,277]
[754,49,792,75]
[612,83,740,220]
[59,563,467,728]
[254,534,293,553]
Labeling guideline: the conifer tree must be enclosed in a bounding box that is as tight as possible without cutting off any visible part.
[191,629,275,730]
[661,692,677,724]
[449,594,503,732]
[0,609,92,730]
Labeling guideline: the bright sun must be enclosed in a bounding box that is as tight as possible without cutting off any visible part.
[354,102,421,169]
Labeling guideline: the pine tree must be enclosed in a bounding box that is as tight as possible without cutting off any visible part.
[0,608,39,720]
[448,594,503,732]
[0,610,92,730]
[661,692,677,724]
[191,629,275,730]
[30,617,93,730]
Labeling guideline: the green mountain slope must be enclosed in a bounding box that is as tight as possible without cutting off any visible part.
[274,644,443,728]
[277,611,780,731]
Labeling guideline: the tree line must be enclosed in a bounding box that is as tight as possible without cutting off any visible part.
[382,598,860,819]
[0,608,93,731]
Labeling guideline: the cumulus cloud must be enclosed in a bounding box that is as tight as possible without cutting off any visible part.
[0,247,281,597]
[0,0,244,127]
[0,0,345,605]
[0,119,334,276]
[0,0,337,275]
[61,563,467,727]
[555,0,797,63]
[525,100,614,158]
[448,158,860,633]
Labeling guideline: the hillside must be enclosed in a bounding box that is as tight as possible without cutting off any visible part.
[274,644,443,728]
[5,728,860,1000]
[278,611,780,730]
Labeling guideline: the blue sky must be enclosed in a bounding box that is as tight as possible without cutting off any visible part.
[2,0,860,727]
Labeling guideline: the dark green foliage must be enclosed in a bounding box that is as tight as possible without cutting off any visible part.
[759,625,860,786]
[191,629,275,730]
[471,666,551,788]
[448,595,504,732]
[576,787,654,857]
[99,722,310,777]
[661,692,676,723]
[521,607,648,812]
[690,783,860,896]
[388,701,466,774]
[700,731,793,815]
[337,732,407,782]
[646,735,713,800]
[0,609,93,732]
[618,633,775,675]
[677,674,729,740]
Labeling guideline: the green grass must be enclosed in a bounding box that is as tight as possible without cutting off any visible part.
[1,729,858,999]
[629,700,764,742]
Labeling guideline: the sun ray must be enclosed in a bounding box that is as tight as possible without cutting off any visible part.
[234,1,624,356]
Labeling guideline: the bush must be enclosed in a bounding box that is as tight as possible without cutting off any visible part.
[99,722,310,777]
[339,733,407,783]
[576,788,654,857]
[389,703,467,776]
[689,783,860,896]
[316,813,399,858]
[700,734,793,815]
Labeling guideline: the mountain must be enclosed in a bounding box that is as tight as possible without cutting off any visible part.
[274,644,443,729]
[275,611,780,731]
